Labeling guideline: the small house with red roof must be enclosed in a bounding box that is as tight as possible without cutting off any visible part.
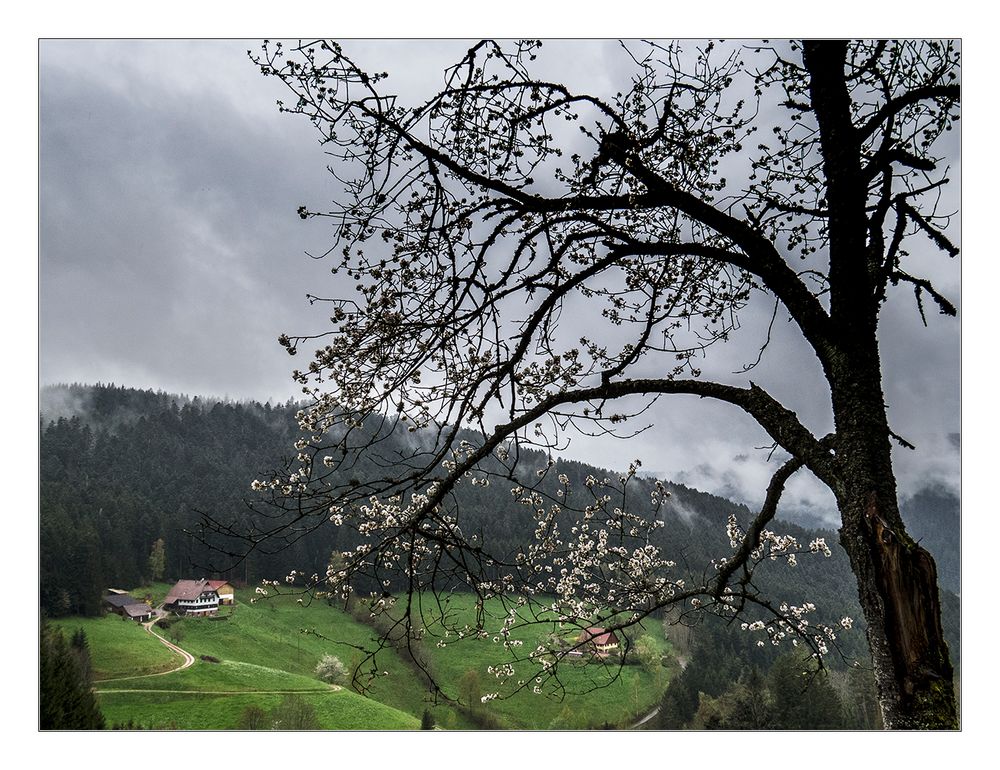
[576,627,621,657]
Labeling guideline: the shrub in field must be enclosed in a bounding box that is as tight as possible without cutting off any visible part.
[271,695,320,730]
[237,705,269,730]
[315,653,349,685]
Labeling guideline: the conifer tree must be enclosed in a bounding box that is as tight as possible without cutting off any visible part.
[148,537,166,582]
[39,623,104,730]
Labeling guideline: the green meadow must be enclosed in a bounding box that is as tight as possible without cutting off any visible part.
[66,586,672,729]
[79,590,443,729]
[414,593,673,729]
[96,689,417,730]
[159,592,466,726]
[51,614,176,680]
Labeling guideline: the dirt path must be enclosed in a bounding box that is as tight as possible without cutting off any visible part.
[95,687,340,695]
[94,611,340,696]
[629,655,687,729]
[95,614,195,684]
[631,706,660,728]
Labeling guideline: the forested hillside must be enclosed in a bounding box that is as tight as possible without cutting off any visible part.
[900,485,961,595]
[40,385,302,615]
[39,384,959,675]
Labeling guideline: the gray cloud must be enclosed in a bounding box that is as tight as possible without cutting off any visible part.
[39,40,960,520]
[41,40,339,400]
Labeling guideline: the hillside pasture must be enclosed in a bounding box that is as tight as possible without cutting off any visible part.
[96,688,419,730]
[68,586,673,729]
[406,593,674,728]
[103,658,329,693]
[51,614,177,680]
[86,590,458,728]
[164,592,466,725]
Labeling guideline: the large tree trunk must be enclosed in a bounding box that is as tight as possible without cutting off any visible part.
[830,359,957,729]
[837,476,957,728]
[804,39,958,729]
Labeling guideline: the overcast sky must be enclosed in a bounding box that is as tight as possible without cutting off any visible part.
[38,39,961,522]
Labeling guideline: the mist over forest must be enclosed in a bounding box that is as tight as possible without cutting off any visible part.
[39,382,958,633]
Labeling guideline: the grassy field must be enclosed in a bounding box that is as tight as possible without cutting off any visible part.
[160,592,470,727]
[97,689,418,730]
[414,593,673,729]
[105,657,329,693]
[64,586,672,729]
[77,590,437,729]
[51,614,177,680]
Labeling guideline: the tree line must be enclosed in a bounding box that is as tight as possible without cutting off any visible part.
[39,384,958,698]
[40,384,304,616]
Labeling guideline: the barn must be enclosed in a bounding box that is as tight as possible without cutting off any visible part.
[102,594,154,622]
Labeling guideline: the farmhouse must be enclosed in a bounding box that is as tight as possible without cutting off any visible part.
[576,627,621,657]
[205,580,235,605]
[164,579,221,616]
[102,594,153,622]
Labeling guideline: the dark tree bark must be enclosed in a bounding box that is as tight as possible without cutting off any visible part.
[803,41,956,728]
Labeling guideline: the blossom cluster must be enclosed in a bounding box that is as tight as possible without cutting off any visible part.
[254,430,853,697]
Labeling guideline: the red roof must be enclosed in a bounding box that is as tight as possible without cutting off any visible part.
[578,627,620,647]
[165,579,219,604]
[205,580,233,591]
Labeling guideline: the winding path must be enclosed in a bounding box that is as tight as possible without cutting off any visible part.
[93,611,340,696]
[95,613,195,685]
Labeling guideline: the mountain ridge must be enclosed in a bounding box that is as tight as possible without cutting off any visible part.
[39,383,959,668]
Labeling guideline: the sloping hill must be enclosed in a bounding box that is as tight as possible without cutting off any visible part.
[40,382,960,718]
[66,593,424,729]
